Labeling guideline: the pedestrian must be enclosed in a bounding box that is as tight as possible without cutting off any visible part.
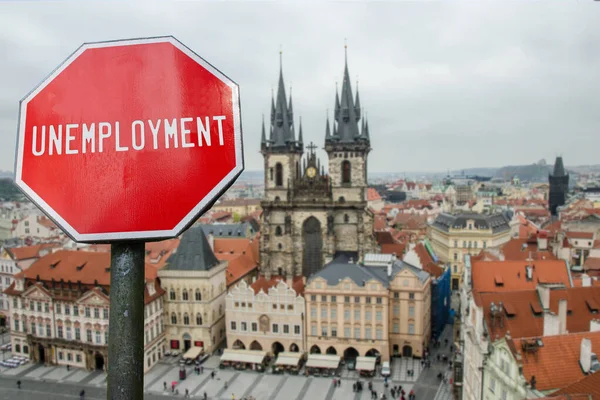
[444,338,448,347]
[353,383,356,392]
[67,364,70,371]
[391,388,396,398]
[201,365,204,374]
[211,371,215,379]
[80,389,85,400]
[17,380,21,389]
[204,392,208,400]
[338,379,341,387]
[172,382,175,392]
[231,393,235,400]
[436,354,440,362]
[163,381,167,391]
[185,388,190,398]
[225,380,228,389]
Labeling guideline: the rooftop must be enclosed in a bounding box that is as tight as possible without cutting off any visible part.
[164,226,220,272]
[432,212,511,233]
[250,275,305,296]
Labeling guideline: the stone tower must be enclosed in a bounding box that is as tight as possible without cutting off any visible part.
[549,156,569,217]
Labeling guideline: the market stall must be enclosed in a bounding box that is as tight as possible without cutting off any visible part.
[355,356,377,377]
[274,352,303,374]
[219,349,267,372]
[305,354,340,376]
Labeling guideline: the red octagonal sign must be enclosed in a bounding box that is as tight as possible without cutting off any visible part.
[15,37,243,243]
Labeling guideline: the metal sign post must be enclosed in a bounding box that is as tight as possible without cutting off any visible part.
[107,242,145,399]
[14,36,243,400]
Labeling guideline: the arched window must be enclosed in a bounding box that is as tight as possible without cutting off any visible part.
[169,290,176,301]
[344,214,349,223]
[219,305,223,316]
[339,196,345,203]
[182,290,188,301]
[342,160,351,184]
[196,313,202,325]
[274,196,281,203]
[296,161,299,179]
[183,313,190,325]
[171,313,177,324]
[278,243,283,250]
[269,168,273,181]
[275,226,282,236]
[195,290,201,301]
[275,163,283,187]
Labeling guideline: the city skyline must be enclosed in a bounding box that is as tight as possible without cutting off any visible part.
[1,2,600,174]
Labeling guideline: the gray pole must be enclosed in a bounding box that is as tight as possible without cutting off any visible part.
[107,242,145,400]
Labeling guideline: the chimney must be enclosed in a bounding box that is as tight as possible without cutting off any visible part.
[537,234,548,251]
[591,320,600,332]
[207,233,214,251]
[387,261,392,278]
[582,274,592,288]
[525,265,533,281]
[543,312,560,337]
[537,285,550,310]
[580,338,592,373]
[558,299,568,335]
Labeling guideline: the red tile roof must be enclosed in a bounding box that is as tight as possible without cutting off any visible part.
[413,243,443,278]
[367,188,382,201]
[381,243,407,257]
[471,259,571,294]
[584,257,600,271]
[145,239,180,269]
[500,238,557,261]
[250,275,305,296]
[7,243,60,261]
[374,215,388,231]
[552,369,600,399]
[512,331,600,392]
[567,231,595,240]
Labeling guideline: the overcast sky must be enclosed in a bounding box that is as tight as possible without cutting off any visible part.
[1,1,599,174]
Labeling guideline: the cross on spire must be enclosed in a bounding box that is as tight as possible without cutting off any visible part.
[307,142,318,154]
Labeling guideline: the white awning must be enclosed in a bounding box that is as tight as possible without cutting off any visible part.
[275,352,302,366]
[355,356,376,371]
[220,349,267,364]
[306,354,341,369]
[183,346,203,360]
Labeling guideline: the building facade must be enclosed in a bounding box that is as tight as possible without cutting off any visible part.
[158,226,228,354]
[259,51,377,279]
[428,213,512,290]
[3,250,166,373]
[226,277,305,354]
[304,254,431,362]
[0,249,19,326]
[549,156,569,217]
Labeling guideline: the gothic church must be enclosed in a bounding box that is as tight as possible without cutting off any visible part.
[260,50,378,279]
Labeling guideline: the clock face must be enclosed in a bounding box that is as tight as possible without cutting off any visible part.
[306,167,317,178]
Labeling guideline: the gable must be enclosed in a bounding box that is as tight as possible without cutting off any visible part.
[77,290,109,306]
[22,284,51,300]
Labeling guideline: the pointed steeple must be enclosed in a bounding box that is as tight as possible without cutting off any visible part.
[355,80,361,121]
[552,156,566,177]
[298,116,304,145]
[270,88,275,125]
[325,111,331,143]
[267,48,296,149]
[364,116,370,141]
[288,86,293,118]
[334,82,340,121]
[261,114,267,149]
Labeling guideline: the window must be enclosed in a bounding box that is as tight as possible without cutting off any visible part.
[365,328,372,339]
[321,295,327,302]
[269,167,273,181]
[58,352,63,360]
[365,311,372,321]
[183,314,190,325]
[76,354,82,363]
[169,290,176,300]
[87,330,92,342]
[489,377,496,393]
[95,331,101,344]
[85,307,90,317]
[366,297,372,304]
[241,322,247,331]
[342,160,351,184]
[331,308,337,319]
[453,265,458,273]
[354,309,360,320]
[321,308,327,319]
[65,305,70,315]
[195,290,201,301]
[66,327,72,340]
[94,308,100,319]
[56,303,61,314]
[31,322,36,335]
[376,329,383,340]
[13,298,17,308]
[230,321,236,331]
[38,323,43,336]
[196,313,202,325]
[408,323,415,334]
[37,302,42,312]
[171,313,177,324]
[376,297,382,304]
[283,325,289,334]
[376,311,382,321]
[275,163,283,186]
[252,323,258,332]
[75,328,81,341]
[275,226,282,236]
[272,324,279,333]
[344,309,350,320]
[501,390,507,400]
[103,308,109,319]
[344,296,350,303]
[57,326,63,338]
[311,325,317,336]
[454,240,457,248]
[73,305,79,316]
[181,289,189,301]
[483,241,487,249]
[454,253,458,261]
[344,327,351,338]
[331,327,337,337]
[393,323,399,333]
[474,241,478,249]
[321,325,327,336]
[409,306,415,317]
[393,305,400,316]
[394,292,399,299]
[46,324,51,337]
[344,214,349,223]
[294,325,300,335]
[310,295,316,302]
[409,293,415,300]
[331,296,337,302]
[463,241,466,248]
[311,307,316,318]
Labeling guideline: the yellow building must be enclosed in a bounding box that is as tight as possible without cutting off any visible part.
[158,227,228,354]
[428,213,511,290]
[211,199,261,219]
[304,254,431,361]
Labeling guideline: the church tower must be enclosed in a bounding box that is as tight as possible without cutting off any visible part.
[261,54,303,203]
[324,46,371,203]
[549,156,569,217]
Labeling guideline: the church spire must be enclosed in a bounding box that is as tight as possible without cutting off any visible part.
[267,48,297,150]
[298,116,304,146]
[355,79,361,120]
[261,114,267,150]
[325,111,331,143]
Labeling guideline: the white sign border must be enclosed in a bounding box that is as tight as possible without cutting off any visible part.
[14,36,244,243]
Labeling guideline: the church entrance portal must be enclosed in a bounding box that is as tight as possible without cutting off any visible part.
[95,353,105,370]
[302,217,323,277]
